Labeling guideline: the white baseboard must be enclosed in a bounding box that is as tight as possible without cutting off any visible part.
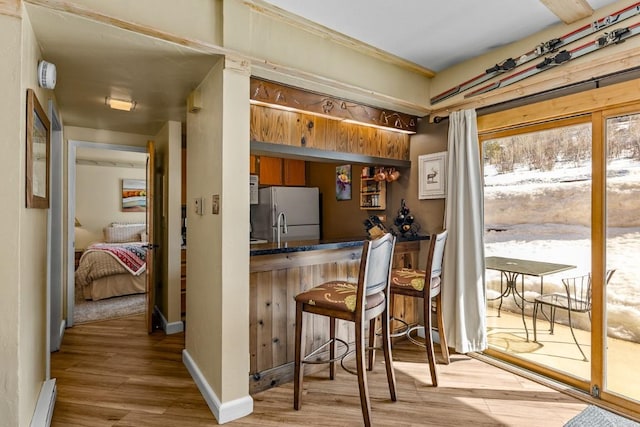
[182,349,253,424]
[30,379,56,427]
[57,319,66,349]
[154,305,184,335]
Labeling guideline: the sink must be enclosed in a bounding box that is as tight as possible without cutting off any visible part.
[250,238,268,245]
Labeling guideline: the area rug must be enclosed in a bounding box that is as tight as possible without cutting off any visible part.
[565,405,640,426]
[74,294,146,324]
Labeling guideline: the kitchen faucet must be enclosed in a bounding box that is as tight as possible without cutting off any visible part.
[276,211,288,246]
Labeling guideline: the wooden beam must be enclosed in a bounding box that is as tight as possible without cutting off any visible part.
[540,0,593,24]
[0,0,21,18]
[477,77,640,133]
[251,78,418,133]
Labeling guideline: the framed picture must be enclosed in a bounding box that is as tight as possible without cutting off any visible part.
[418,152,447,199]
[336,164,352,200]
[122,179,147,212]
[26,88,50,208]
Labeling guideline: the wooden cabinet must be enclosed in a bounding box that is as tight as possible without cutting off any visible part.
[258,156,283,186]
[181,249,186,318]
[283,158,305,186]
[360,177,386,210]
[250,104,410,161]
[256,156,305,186]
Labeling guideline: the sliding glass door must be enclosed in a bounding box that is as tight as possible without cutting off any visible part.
[604,110,640,404]
[482,118,594,386]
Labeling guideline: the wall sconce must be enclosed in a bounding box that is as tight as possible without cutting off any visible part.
[105,96,136,111]
[74,217,82,227]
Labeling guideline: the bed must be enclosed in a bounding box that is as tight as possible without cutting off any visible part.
[75,223,148,301]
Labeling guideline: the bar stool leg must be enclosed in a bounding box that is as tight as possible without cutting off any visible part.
[293,302,305,410]
[367,317,376,371]
[355,317,372,427]
[381,308,397,401]
[423,295,438,386]
[435,293,450,364]
[329,316,336,380]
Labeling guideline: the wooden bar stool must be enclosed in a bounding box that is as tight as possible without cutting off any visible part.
[293,233,397,427]
[389,230,449,386]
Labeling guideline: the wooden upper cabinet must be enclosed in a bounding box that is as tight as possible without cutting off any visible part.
[258,156,283,186]
[250,155,257,174]
[250,104,410,161]
[283,159,305,186]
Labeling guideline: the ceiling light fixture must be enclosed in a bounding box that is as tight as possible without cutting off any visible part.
[105,96,136,111]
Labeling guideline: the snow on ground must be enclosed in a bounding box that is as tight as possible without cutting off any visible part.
[484,158,640,343]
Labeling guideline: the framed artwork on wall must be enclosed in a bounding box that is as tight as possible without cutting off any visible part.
[336,164,352,200]
[122,179,147,212]
[418,152,447,199]
[26,88,50,208]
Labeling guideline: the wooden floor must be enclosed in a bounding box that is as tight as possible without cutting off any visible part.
[51,314,587,426]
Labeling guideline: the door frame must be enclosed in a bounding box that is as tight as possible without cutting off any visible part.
[66,140,147,327]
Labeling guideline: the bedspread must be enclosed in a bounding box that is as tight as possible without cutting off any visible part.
[75,243,146,288]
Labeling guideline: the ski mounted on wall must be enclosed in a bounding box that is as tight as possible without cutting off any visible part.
[430,1,640,105]
[464,21,640,98]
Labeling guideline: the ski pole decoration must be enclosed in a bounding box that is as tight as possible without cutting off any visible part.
[464,21,640,98]
[430,1,640,105]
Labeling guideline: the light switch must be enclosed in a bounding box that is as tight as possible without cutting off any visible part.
[212,194,220,215]
[194,197,203,215]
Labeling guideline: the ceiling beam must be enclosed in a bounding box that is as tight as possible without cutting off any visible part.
[539,0,593,24]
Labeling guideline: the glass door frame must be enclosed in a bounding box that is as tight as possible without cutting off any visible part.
[477,81,640,416]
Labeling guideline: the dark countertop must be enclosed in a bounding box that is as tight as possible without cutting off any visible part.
[249,234,429,256]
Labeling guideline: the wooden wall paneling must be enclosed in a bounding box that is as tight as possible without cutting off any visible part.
[256,271,273,372]
[346,124,361,154]
[298,113,317,148]
[368,127,383,158]
[336,122,350,153]
[400,133,410,160]
[271,269,288,368]
[250,276,258,374]
[324,118,338,152]
[250,104,261,141]
[286,268,300,363]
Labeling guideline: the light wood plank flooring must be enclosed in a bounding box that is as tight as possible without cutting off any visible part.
[51,314,587,426]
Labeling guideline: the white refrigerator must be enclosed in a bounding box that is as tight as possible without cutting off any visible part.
[252,186,320,242]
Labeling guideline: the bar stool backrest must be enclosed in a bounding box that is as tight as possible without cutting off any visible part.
[360,233,396,297]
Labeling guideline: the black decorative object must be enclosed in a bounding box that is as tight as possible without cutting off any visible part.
[393,199,420,237]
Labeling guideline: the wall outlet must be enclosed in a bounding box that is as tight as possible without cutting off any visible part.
[194,197,203,215]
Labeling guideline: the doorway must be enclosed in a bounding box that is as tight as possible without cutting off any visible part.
[478,90,640,415]
[66,140,148,327]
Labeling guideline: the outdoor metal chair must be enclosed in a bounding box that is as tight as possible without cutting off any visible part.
[533,269,615,361]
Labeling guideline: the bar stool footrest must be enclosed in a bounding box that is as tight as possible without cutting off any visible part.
[301,337,349,365]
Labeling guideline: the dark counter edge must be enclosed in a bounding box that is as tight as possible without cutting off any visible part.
[250,234,429,256]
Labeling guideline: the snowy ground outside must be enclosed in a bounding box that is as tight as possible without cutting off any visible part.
[484,158,640,343]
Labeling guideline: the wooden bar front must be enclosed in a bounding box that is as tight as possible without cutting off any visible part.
[249,241,421,393]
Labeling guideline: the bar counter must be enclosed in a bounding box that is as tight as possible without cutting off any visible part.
[249,234,428,393]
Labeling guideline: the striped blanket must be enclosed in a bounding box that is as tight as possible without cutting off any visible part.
[85,242,147,275]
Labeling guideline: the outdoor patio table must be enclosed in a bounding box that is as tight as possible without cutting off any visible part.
[485,256,576,341]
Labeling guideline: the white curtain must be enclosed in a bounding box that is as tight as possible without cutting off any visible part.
[442,109,487,353]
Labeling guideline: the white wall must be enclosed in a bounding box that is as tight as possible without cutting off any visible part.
[75,155,147,248]
[185,56,252,421]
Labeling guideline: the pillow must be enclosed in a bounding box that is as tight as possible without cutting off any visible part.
[104,224,146,243]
